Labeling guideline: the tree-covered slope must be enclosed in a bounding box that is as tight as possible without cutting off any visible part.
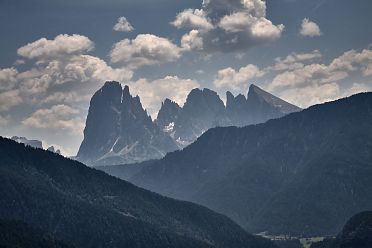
[0,137,276,248]
[0,219,74,248]
[311,211,372,248]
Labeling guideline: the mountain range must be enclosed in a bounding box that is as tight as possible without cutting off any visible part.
[77,82,300,166]
[156,84,301,147]
[101,92,372,237]
[0,136,277,248]
[11,136,61,154]
[11,136,43,149]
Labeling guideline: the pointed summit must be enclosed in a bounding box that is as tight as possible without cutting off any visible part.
[101,81,122,96]
[154,86,301,147]
[226,92,249,126]
[247,84,301,114]
[103,81,121,88]
[123,85,130,97]
[226,91,235,106]
[96,81,122,107]
[247,84,271,100]
[155,99,181,133]
[183,88,225,117]
[173,88,229,145]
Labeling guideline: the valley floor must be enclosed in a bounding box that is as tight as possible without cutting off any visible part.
[256,232,333,248]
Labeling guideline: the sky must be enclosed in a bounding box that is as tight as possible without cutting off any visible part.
[0,0,371,155]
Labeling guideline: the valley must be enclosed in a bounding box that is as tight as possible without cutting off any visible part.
[1,0,371,246]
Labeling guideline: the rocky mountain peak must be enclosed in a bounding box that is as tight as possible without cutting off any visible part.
[163,98,179,107]
[154,85,301,147]
[155,99,181,132]
[77,82,178,166]
[247,84,270,102]
[122,84,130,97]
[247,84,301,114]
[100,81,122,98]
[226,91,235,105]
[78,82,302,164]
[183,88,225,115]
[226,92,247,108]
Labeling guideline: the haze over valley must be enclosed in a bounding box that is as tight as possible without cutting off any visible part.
[1,0,372,247]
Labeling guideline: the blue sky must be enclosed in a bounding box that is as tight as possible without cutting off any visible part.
[0,0,371,155]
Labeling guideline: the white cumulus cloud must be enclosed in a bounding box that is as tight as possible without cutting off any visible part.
[17,34,94,60]
[271,48,372,91]
[181,30,204,50]
[271,50,322,71]
[280,83,340,108]
[265,48,372,108]
[172,0,284,52]
[130,76,200,117]
[214,64,265,92]
[110,34,182,68]
[300,18,322,37]
[22,104,85,135]
[0,34,133,113]
[172,9,213,31]
[113,16,134,32]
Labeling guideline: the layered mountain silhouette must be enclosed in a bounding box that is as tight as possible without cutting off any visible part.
[11,136,61,154]
[0,137,277,248]
[156,84,301,146]
[78,81,300,165]
[11,136,43,149]
[311,211,372,248]
[76,81,179,166]
[103,93,372,237]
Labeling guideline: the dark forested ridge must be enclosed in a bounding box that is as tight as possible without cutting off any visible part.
[0,219,74,248]
[310,211,372,248]
[0,137,276,248]
[105,93,372,237]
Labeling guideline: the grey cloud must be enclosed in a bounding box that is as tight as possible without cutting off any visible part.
[22,104,85,135]
[173,0,284,52]
[0,115,9,125]
[0,90,22,111]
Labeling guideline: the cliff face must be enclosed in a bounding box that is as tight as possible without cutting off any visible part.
[156,84,301,147]
[77,81,178,166]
